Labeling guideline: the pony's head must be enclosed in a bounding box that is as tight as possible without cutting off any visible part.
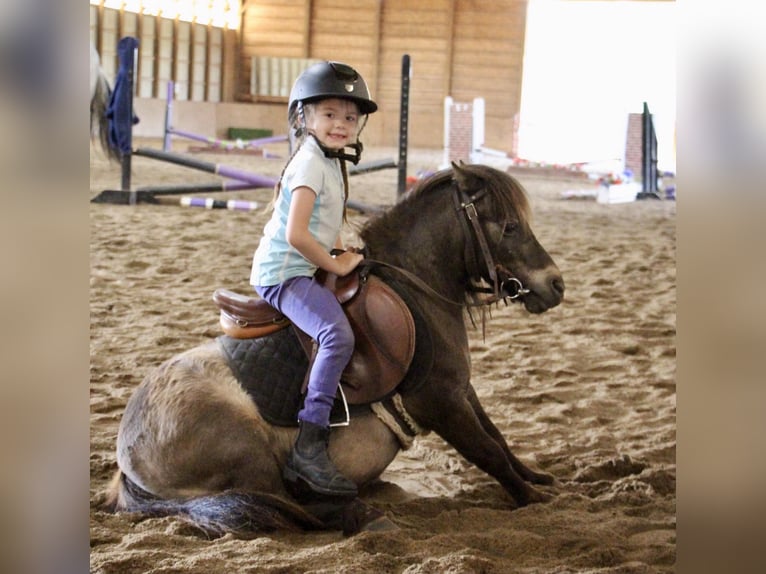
[361,162,564,314]
[449,162,564,313]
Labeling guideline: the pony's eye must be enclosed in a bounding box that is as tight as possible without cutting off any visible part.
[503,222,519,235]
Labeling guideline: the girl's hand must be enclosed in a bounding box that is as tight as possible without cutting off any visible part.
[332,250,363,276]
[286,187,364,276]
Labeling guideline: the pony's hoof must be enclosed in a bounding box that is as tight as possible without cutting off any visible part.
[528,470,556,486]
[360,515,399,533]
[533,489,554,503]
[517,486,553,507]
[341,499,396,537]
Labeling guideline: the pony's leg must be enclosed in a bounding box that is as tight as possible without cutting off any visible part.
[300,497,398,536]
[279,411,401,534]
[329,411,402,486]
[465,385,555,486]
[117,346,291,498]
[330,414,401,534]
[404,391,550,507]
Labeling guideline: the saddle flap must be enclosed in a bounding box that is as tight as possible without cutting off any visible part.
[340,275,415,404]
[219,311,289,339]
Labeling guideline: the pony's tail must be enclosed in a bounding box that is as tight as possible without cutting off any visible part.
[90,73,121,163]
[101,471,323,538]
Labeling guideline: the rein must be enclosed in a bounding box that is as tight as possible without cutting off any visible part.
[359,183,529,309]
[360,257,469,308]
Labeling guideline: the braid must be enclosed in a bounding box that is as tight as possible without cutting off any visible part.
[265,103,308,213]
[340,158,350,222]
[265,141,304,214]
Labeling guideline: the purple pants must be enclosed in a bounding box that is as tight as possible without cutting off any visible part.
[255,276,354,427]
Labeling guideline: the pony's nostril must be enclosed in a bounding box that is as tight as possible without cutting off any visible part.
[552,278,565,298]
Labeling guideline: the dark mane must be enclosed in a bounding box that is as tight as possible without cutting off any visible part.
[360,164,532,242]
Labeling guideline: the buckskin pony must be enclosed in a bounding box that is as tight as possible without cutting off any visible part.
[102,162,565,536]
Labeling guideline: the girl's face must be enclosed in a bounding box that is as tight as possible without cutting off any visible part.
[305,99,360,150]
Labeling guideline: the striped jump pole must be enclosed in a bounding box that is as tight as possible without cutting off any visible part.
[163,80,286,152]
[169,128,287,150]
[135,180,261,195]
[176,197,262,211]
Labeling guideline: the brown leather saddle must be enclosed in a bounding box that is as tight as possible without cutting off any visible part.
[212,269,415,405]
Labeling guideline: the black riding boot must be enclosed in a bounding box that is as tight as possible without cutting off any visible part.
[283,420,358,499]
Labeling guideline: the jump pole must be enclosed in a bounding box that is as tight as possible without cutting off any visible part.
[163,80,287,153]
[162,81,174,152]
[349,158,397,175]
[133,147,278,188]
[155,197,262,211]
[173,129,286,151]
[91,147,278,204]
[343,53,410,214]
[397,54,410,197]
[348,54,409,194]
[135,180,262,195]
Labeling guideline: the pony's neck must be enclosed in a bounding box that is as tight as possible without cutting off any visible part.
[362,191,469,303]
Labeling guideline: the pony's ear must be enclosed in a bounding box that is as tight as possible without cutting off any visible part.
[451,161,480,193]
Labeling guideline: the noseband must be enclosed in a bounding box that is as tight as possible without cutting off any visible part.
[452,184,530,302]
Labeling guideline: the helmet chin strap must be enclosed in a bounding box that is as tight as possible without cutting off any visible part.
[321,141,364,165]
[303,112,368,165]
[309,134,364,165]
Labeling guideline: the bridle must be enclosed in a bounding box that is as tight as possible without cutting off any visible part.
[452,183,530,304]
[361,182,530,309]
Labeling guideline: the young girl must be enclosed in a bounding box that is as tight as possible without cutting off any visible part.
[250,61,377,499]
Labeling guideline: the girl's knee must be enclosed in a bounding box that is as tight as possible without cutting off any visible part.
[322,322,355,355]
[334,323,356,353]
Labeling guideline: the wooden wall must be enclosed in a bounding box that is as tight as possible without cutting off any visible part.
[236,0,528,151]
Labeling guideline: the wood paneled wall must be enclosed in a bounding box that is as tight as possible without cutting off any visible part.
[237,0,528,150]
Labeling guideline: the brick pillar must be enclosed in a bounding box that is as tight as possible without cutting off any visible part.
[446,101,474,164]
[625,113,643,179]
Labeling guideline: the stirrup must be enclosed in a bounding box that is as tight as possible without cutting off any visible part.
[329,384,350,428]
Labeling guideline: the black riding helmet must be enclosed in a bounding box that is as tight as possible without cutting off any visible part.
[288,61,377,164]
[289,61,378,117]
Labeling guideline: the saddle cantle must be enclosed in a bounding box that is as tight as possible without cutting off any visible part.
[212,269,415,405]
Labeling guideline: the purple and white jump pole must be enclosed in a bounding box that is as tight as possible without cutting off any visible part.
[163,81,287,152]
